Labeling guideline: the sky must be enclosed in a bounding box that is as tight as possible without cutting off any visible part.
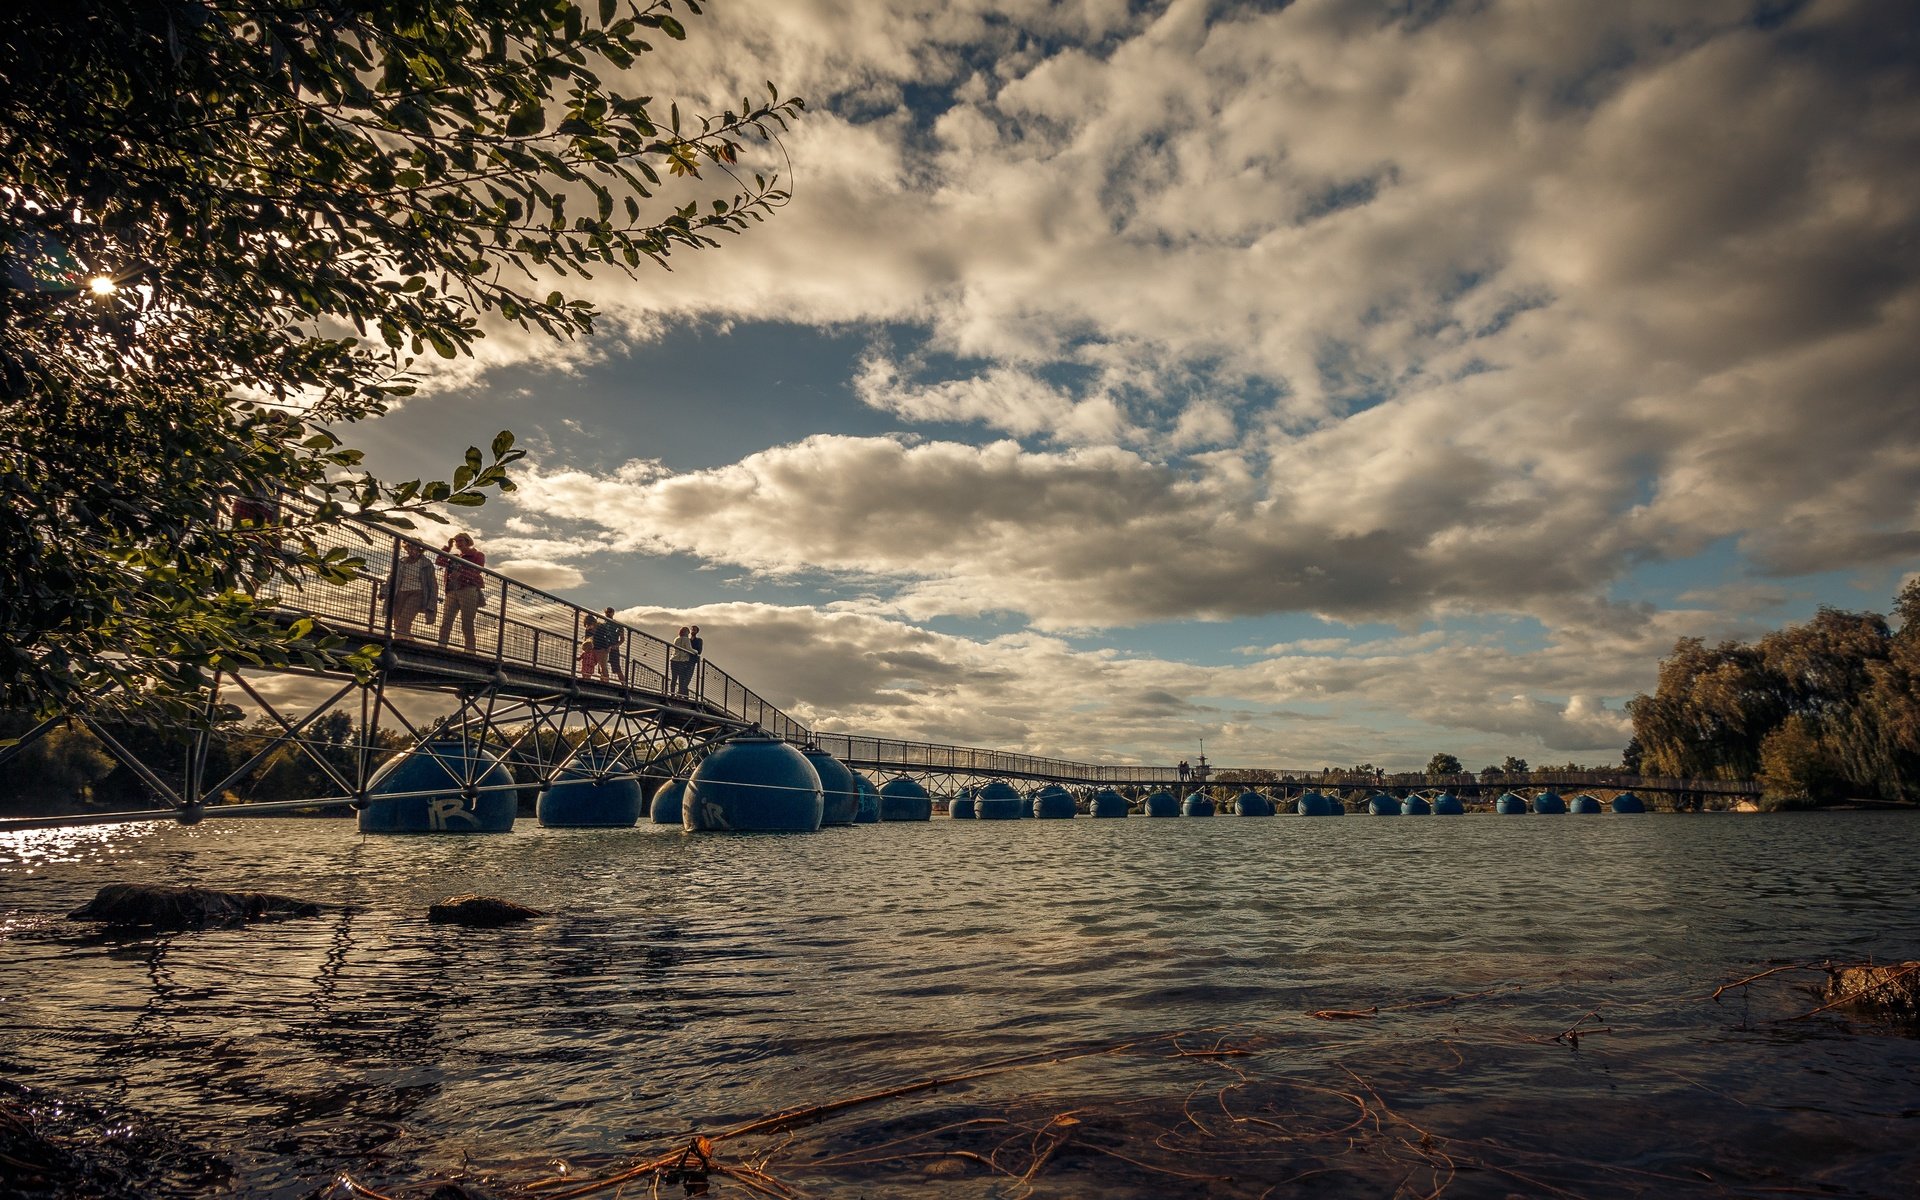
[346,0,1920,773]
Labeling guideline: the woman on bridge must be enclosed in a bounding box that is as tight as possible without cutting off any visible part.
[436,533,486,653]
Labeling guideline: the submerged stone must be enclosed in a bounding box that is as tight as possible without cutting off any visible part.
[69,883,326,930]
[427,894,547,927]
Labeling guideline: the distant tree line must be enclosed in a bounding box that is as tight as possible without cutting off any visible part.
[1627,583,1920,806]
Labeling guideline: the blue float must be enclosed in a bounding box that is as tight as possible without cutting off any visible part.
[1090,788,1129,817]
[1233,790,1275,816]
[683,734,822,832]
[949,794,977,819]
[1495,792,1527,814]
[361,739,517,833]
[650,776,687,825]
[1533,790,1567,815]
[975,779,1025,820]
[1432,792,1465,815]
[878,776,933,821]
[1295,790,1332,815]
[1402,794,1432,815]
[1367,793,1402,816]
[538,747,642,827]
[1033,783,1077,819]
[1326,795,1347,815]
[1611,791,1646,813]
[852,771,882,823]
[1182,793,1216,816]
[1143,789,1180,817]
[1570,793,1602,814]
[800,748,860,826]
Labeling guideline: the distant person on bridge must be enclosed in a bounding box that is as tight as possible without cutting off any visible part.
[669,627,695,697]
[600,607,625,683]
[688,625,704,698]
[436,533,486,653]
[590,609,623,683]
[579,613,605,678]
[386,542,438,640]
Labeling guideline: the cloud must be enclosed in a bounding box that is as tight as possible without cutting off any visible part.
[593,600,1644,768]
[493,558,588,593]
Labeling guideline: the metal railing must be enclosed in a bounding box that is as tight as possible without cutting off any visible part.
[239,505,1757,797]
[249,506,810,743]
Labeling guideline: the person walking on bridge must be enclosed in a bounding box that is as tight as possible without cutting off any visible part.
[587,611,622,683]
[669,626,694,697]
[687,624,704,699]
[600,607,626,683]
[386,542,437,640]
[436,532,486,653]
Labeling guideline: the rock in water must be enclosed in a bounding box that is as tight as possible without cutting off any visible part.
[427,894,547,927]
[1824,962,1920,1026]
[68,883,324,930]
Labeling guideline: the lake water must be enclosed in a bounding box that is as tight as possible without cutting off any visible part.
[3,812,1918,1198]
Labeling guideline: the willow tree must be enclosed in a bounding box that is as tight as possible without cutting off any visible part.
[0,0,802,720]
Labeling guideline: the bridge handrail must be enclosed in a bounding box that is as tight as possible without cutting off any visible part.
[252,502,814,744]
[244,504,1753,797]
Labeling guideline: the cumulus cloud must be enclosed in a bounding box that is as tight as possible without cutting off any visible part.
[604,601,1643,768]
[390,1,1920,765]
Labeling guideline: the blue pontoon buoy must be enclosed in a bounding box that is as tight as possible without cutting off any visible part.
[949,792,977,819]
[1326,795,1347,815]
[1569,793,1601,814]
[1610,792,1645,813]
[1532,790,1567,815]
[975,779,1024,820]
[1143,789,1180,817]
[1367,793,1402,816]
[361,739,516,833]
[852,771,882,823]
[1495,792,1527,814]
[878,776,933,821]
[1233,790,1275,816]
[650,776,687,825]
[1033,783,1076,819]
[1182,793,1215,816]
[538,747,642,827]
[1402,794,1431,815]
[1090,788,1129,817]
[1432,792,1465,815]
[1295,790,1330,815]
[801,748,860,826]
[683,734,822,832]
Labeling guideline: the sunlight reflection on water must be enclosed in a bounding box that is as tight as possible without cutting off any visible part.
[2,812,1918,1197]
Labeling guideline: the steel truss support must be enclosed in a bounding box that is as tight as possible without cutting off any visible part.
[0,666,762,833]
